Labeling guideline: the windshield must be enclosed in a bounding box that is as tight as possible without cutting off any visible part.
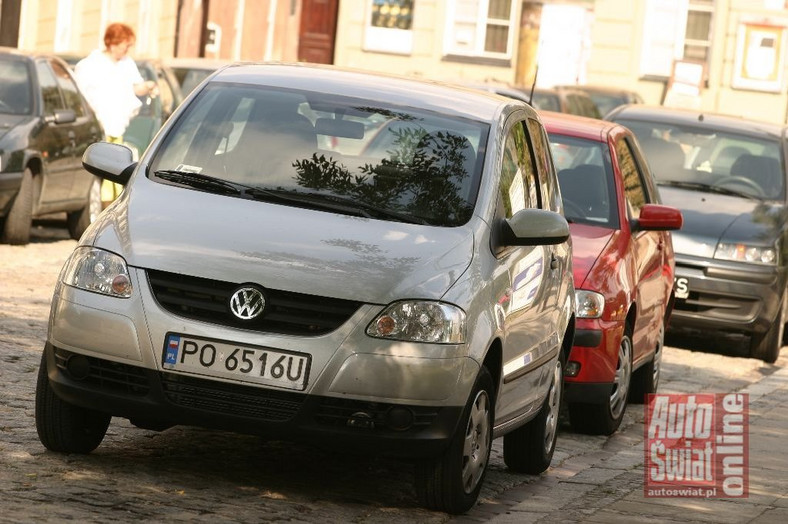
[617,118,785,201]
[548,134,618,228]
[0,57,32,115]
[150,83,488,227]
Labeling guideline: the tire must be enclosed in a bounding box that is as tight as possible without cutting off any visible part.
[750,290,786,364]
[503,357,562,473]
[630,323,663,403]
[415,367,494,514]
[1,167,34,245]
[35,352,110,454]
[67,176,102,240]
[568,332,632,435]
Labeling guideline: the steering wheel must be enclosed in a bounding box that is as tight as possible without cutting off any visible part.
[562,199,586,219]
[712,176,764,197]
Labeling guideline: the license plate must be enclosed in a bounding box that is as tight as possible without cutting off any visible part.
[674,277,689,299]
[162,333,310,391]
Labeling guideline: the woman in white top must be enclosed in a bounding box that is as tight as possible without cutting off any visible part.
[75,22,157,206]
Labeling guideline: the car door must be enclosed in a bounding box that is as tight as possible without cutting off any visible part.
[34,59,73,206]
[494,115,562,423]
[49,58,102,201]
[614,134,665,363]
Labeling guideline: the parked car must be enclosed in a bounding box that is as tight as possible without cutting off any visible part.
[0,47,103,244]
[35,63,576,514]
[165,57,231,96]
[465,83,602,119]
[558,85,644,117]
[543,111,682,434]
[531,86,602,119]
[607,105,788,363]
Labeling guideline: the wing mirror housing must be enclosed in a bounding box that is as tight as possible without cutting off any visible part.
[632,204,683,231]
[496,208,570,247]
[82,142,137,186]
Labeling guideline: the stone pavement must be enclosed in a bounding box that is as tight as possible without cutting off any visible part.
[454,363,788,524]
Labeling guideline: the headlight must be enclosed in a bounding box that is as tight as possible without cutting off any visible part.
[61,247,132,297]
[366,301,466,344]
[714,242,777,265]
[576,290,604,319]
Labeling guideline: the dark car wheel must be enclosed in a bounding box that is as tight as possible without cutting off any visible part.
[569,331,632,435]
[630,324,663,403]
[415,366,493,514]
[67,176,102,240]
[750,288,786,364]
[503,357,562,473]
[35,352,110,454]
[1,167,34,245]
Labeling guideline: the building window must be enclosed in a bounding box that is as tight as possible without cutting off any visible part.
[445,0,517,59]
[364,1,414,54]
[640,0,714,81]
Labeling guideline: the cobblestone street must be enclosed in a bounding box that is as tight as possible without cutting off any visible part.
[1,222,786,523]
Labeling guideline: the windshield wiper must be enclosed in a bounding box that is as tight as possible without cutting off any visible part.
[154,170,243,196]
[658,180,761,201]
[243,188,429,224]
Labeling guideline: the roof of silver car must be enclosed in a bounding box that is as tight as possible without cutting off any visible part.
[209,62,524,122]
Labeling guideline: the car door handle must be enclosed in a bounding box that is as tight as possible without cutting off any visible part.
[550,254,559,270]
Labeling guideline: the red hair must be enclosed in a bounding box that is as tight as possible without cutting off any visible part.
[104,23,136,48]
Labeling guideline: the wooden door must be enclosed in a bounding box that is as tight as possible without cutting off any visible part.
[298,0,339,64]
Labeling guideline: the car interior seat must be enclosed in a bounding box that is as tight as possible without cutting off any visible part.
[713,145,749,176]
[638,136,686,181]
[730,154,783,198]
[558,163,609,220]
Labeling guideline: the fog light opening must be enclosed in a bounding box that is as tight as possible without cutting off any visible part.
[66,354,91,380]
[347,411,375,430]
[564,361,581,377]
[385,406,414,431]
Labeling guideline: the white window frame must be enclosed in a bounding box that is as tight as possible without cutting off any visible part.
[640,0,714,80]
[363,1,414,55]
[444,0,518,60]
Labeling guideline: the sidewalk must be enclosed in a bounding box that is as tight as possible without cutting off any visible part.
[455,364,788,523]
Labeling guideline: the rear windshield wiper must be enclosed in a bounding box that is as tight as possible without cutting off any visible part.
[243,188,429,224]
[153,170,244,196]
[658,180,761,201]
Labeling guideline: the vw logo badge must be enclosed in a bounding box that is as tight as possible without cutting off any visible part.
[229,286,265,320]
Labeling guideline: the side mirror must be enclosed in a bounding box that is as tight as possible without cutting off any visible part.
[82,142,137,186]
[497,208,570,247]
[633,204,683,231]
[46,109,76,124]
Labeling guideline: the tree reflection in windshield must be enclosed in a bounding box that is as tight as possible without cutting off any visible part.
[294,128,477,226]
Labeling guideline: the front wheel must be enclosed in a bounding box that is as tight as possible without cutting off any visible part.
[750,291,786,364]
[1,167,34,245]
[630,323,663,403]
[35,352,110,454]
[415,367,494,514]
[569,332,632,435]
[503,357,562,473]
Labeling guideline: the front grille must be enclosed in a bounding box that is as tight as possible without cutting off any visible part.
[54,348,150,396]
[147,269,362,335]
[161,372,304,421]
[314,397,440,432]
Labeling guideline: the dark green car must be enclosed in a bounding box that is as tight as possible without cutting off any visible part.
[0,48,103,245]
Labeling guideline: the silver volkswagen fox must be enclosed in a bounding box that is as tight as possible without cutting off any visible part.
[35,63,575,514]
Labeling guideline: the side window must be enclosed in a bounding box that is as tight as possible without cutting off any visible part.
[50,60,85,117]
[526,118,551,208]
[156,70,176,114]
[499,121,538,219]
[36,61,63,116]
[616,137,648,218]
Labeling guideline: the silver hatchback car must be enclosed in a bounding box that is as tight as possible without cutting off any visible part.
[35,64,575,513]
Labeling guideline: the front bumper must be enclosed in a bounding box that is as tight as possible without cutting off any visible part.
[563,319,624,403]
[0,169,23,216]
[44,343,466,458]
[44,266,479,457]
[669,254,786,337]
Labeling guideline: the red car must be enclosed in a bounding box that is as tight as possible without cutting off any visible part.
[542,112,683,435]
